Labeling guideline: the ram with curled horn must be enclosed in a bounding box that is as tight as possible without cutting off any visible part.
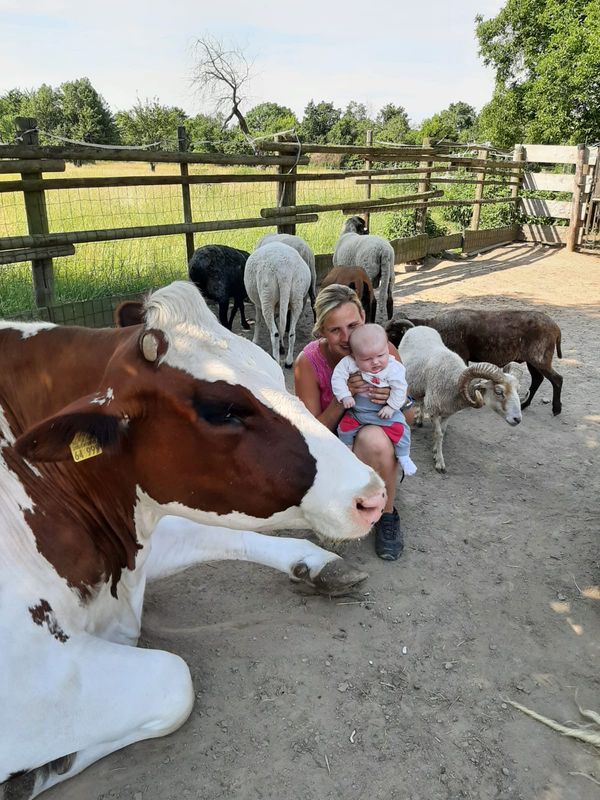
[399,326,523,473]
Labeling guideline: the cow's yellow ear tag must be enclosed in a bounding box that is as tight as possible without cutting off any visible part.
[69,432,103,462]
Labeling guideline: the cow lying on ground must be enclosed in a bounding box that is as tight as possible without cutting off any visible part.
[0,281,385,798]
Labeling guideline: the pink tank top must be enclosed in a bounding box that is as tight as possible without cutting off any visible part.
[302,339,334,412]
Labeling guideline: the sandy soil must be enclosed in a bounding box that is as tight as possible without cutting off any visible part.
[50,243,599,800]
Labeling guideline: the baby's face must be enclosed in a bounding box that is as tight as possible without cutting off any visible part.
[352,341,390,373]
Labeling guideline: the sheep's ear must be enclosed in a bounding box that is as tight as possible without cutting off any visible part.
[503,362,524,379]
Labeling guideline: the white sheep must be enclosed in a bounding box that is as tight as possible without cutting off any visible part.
[333,216,394,323]
[257,233,316,296]
[244,242,312,368]
[399,326,523,473]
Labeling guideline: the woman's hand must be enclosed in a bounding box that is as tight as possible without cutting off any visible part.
[347,371,391,406]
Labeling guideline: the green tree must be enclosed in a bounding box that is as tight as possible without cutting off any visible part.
[19,84,63,143]
[58,78,118,143]
[0,89,26,142]
[477,87,525,149]
[377,103,409,127]
[327,102,373,145]
[244,102,298,137]
[115,99,187,148]
[185,112,229,152]
[420,101,477,143]
[374,104,411,143]
[476,0,600,144]
[299,100,341,143]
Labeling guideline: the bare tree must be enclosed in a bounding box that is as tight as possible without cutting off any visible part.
[191,35,253,138]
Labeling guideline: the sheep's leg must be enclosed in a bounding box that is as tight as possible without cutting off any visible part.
[431,414,447,473]
[218,300,231,329]
[370,297,377,323]
[386,283,394,320]
[238,301,250,330]
[541,366,563,415]
[284,298,305,369]
[229,298,250,331]
[252,304,264,345]
[309,286,316,322]
[262,303,280,363]
[413,402,424,427]
[521,363,544,410]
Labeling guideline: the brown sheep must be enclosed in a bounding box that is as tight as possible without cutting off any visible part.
[385,309,563,415]
[321,266,377,322]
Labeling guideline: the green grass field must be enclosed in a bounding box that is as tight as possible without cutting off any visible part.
[0,161,462,318]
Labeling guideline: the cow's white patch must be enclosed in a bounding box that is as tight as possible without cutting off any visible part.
[135,487,307,535]
[0,321,55,338]
[24,460,42,478]
[90,388,114,406]
[0,404,34,514]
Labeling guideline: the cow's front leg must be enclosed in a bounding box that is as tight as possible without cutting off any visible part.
[145,517,368,596]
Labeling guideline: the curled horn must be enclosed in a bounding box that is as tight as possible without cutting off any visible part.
[458,362,505,407]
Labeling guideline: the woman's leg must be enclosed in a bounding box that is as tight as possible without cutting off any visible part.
[353,425,403,560]
[353,425,397,512]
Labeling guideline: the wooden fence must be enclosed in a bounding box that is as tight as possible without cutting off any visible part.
[0,118,594,325]
[514,143,598,249]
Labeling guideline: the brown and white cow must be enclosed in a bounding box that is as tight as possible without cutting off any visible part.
[0,281,385,798]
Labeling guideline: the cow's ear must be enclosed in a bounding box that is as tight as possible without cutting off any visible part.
[115,300,145,328]
[13,395,131,463]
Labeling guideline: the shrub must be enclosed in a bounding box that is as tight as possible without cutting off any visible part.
[382,210,448,240]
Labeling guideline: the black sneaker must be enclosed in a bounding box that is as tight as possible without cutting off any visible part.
[374,508,403,561]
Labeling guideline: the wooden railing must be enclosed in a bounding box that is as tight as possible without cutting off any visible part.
[14,118,597,320]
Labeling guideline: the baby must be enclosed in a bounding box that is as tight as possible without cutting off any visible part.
[331,323,417,476]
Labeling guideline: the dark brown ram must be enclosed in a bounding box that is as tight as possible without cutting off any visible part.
[385,309,563,415]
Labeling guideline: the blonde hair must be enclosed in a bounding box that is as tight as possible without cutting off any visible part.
[313,283,364,337]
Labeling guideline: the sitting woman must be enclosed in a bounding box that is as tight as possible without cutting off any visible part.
[294,283,414,561]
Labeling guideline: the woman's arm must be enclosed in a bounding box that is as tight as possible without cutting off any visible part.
[294,351,346,431]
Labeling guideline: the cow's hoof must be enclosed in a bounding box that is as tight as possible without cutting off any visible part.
[292,559,368,596]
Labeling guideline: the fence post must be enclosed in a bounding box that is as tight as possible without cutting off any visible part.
[511,144,525,227]
[363,129,373,230]
[469,147,488,230]
[276,134,297,235]
[415,136,432,233]
[178,126,195,262]
[15,117,54,308]
[566,144,588,252]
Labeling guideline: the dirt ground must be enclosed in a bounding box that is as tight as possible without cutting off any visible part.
[50,243,599,800]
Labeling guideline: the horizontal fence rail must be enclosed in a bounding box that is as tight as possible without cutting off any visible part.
[1,124,594,322]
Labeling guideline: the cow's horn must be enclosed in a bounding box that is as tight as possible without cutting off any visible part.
[141,332,159,362]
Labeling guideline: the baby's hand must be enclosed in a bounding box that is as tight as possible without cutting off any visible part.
[378,404,394,419]
[342,396,356,409]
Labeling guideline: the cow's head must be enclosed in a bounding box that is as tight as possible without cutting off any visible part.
[15,282,385,541]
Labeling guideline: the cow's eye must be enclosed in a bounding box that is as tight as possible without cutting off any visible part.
[193,400,246,426]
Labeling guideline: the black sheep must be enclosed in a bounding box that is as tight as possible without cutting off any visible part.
[188,245,250,330]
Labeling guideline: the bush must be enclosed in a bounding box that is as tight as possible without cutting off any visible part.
[382,210,448,240]
[438,170,517,230]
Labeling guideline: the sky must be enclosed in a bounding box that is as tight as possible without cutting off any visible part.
[0,0,505,126]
